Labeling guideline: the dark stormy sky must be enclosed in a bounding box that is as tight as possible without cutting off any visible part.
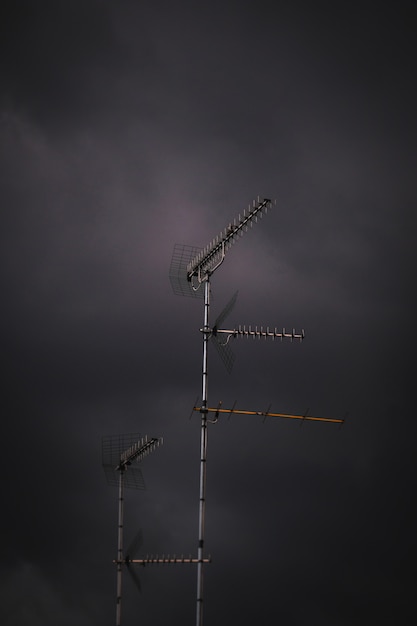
[1,2,415,625]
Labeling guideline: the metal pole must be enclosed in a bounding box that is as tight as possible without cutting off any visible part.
[116,467,125,626]
[196,277,210,626]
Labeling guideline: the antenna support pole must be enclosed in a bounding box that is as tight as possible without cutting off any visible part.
[116,467,125,626]
[169,198,273,626]
[196,277,210,626]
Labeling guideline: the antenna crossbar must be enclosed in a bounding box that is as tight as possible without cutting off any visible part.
[193,406,344,425]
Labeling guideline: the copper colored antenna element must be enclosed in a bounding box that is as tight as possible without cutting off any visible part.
[192,405,344,425]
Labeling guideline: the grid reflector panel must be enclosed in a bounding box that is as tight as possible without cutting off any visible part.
[102,433,146,490]
[169,244,204,298]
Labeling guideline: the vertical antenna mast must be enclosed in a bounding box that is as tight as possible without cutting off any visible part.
[196,277,210,625]
[170,197,272,626]
[170,197,342,624]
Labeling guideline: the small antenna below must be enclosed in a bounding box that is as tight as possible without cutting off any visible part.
[102,433,163,626]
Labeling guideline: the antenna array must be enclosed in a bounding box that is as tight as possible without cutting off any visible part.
[169,195,343,626]
[209,290,304,374]
[102,196,342,625]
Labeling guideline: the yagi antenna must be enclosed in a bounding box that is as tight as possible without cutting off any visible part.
[102,434,163,626]
[186,197,272,287]
[115,523,212,602]
[192,404,345,425]
[169,198,273,298]
[118,525,212,593]
[211,290,304,373]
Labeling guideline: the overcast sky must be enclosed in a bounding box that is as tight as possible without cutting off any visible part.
[1,2,415,625]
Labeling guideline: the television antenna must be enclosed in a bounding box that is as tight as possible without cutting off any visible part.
[170,196,343,626]
[191,402,344,425]
[102,433,163,626]
[114,531,212,599]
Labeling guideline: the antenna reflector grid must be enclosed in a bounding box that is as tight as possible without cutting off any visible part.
[169,244,204,298]
[102,433,146,490]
